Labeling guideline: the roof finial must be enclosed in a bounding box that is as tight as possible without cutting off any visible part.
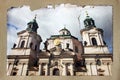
[34,14,37,20]
[64,24,66,29]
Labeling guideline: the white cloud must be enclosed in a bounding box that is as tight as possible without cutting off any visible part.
[7,4,112,54]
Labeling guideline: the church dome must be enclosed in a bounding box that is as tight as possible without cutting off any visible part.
[84,12,96,28]
[59,27,71,35]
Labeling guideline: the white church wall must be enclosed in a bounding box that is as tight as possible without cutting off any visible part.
[9,49,31,55]
[84,46,109,54]
[91,64,97,75]
[17,64,23,75]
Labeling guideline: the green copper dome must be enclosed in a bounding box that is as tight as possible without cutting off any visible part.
[84,12,96,28]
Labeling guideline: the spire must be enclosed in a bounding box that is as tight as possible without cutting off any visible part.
[34,14,37,21]
[26,15,39,33]
[85,11,89,17]
[84,11,95,28]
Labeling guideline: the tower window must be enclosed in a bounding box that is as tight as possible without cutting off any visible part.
[88,21,91,25]
[20,40,25,48]
[66,43,69,49]
[91,38,97,46]
[13,43,16,48]
[63,32,65,35]
[84,41,87,46]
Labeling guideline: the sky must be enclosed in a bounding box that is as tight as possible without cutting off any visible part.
[7,4,113,54]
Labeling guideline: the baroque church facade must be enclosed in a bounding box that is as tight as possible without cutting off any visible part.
[7,13,113,76]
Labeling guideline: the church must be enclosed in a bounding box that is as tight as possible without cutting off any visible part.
[7,13,113,76]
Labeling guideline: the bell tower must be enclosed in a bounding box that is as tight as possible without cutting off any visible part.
[80,12,109,54]
[79,12,112,76]
[7,16,42,76]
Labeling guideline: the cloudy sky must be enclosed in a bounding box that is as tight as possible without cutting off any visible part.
[7,4,112,54]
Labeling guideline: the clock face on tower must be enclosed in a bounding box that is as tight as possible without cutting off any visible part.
[54,38,61,46]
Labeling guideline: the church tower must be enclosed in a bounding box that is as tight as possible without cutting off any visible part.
[7,16,42,76]
[80,12,109,54]
[79,12,113,76]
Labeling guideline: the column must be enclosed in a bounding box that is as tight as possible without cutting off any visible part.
[87,33,91,45]
[108,63,112,75]
[44,63,48,76]
[7,63,13,75]
[62,63,66,76]
[7,62,9,70]
[26,35,30,48]
[98,33,104,45]
[36,64,41,75]
[86,63,91,76]
[17,64,23,75]
[70,63,73,76]
[21,64,28,76]
[17,36,21,48]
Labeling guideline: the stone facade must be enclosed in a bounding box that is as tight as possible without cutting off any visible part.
[7,15,112,76]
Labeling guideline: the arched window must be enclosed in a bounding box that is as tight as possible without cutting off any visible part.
[63,32,65,35]
[20,40,25,48]
[91,38,97,46]
[13,43,16,48]
[66,43,69,49]
[53,68,59,76]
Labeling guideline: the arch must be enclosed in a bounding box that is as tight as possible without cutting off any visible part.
[91,38,97,46]
[53,68,60,76]
[20,40,25,48]
[66,43,69,49]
